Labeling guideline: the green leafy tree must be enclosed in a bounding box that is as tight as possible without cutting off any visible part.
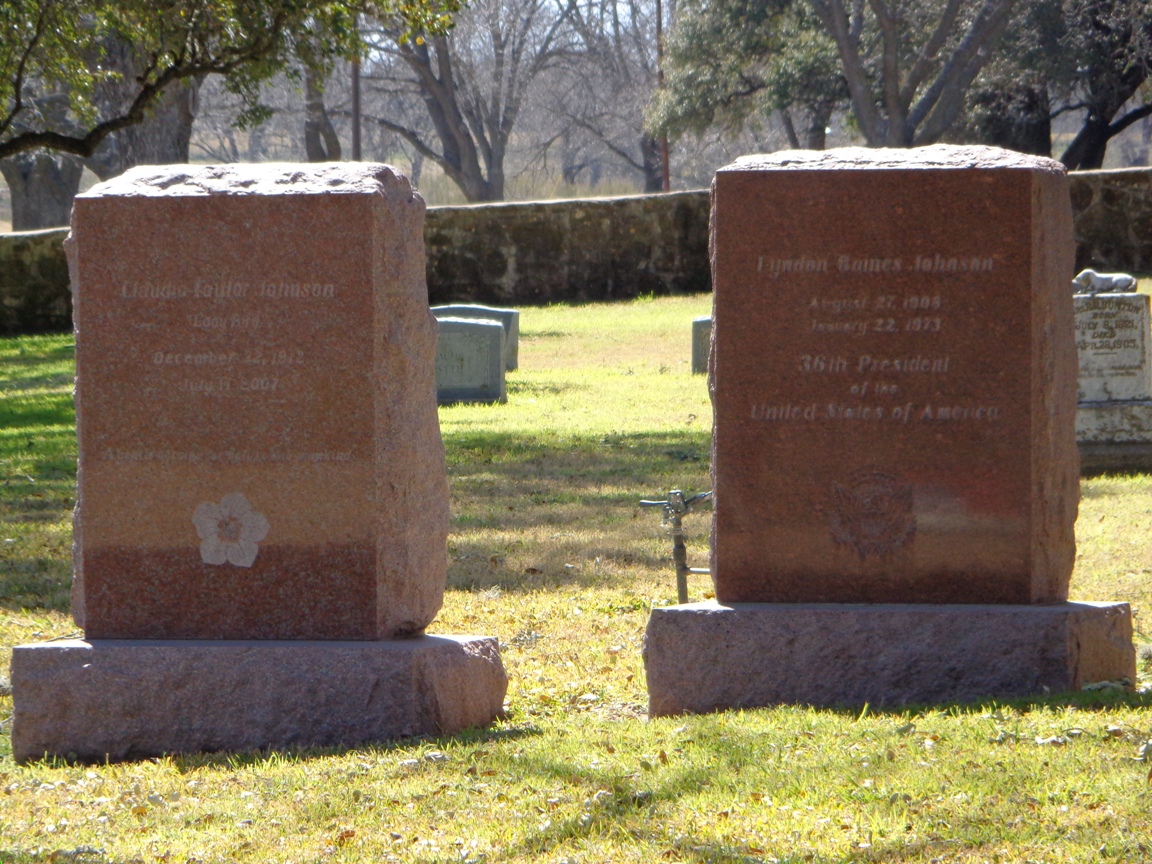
[0,0,455,162]
[944,0,1062,155]
[653,0,1020,151]
[1050,0,1151,169]
[807,0,1019,147]
[650,0,847,149]
[949,0,1151,167]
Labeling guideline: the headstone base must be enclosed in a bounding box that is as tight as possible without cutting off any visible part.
[1080,441,1152,474]
[1078,400,1152,443]
[644,601,1134,716]
[12,636,507,763]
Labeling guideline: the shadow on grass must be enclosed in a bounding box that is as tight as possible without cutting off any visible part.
[0,556,72,612]
[0,850,105,864]
[445,429,711,521]
[19,723,547,771]
[646,686,1152,722]
[506,763,726,860]
[885,685,1152,716]
[444,429,711,592]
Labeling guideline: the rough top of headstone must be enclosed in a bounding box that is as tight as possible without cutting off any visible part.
[722,145,1066,174]
[78,162,416,199]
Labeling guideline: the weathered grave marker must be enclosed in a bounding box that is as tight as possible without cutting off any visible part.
[644,146,1134,712]
[435,317,507,404]
[1073,290,1152,456]
[1075,293,1152,402]
[432,304,520,370]
[691,316,711,374]
[11,164,507,762]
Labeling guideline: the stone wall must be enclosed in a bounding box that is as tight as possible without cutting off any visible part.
[0,227,71,334]
[425,191,710,305]
[2,168,1149,334]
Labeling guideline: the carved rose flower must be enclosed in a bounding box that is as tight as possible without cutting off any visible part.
[192,492,270,567]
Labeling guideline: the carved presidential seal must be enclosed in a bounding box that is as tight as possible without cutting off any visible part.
[824,467,916,559]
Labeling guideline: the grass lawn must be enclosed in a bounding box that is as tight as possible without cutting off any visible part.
[4,295,1152,863]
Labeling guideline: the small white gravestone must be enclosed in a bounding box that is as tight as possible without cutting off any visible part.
[691,316,711,375]
[436,318,507,404]
[432,304,520,370]
[1074,293,1152,402]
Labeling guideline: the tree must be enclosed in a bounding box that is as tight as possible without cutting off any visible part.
[806,0,1020,147]
[1051,0,1152,169]
[556,0,665,190]
[81,37,205,181]
[0,150,82,229]
[650,0,847,149]
[943,0,1062,155]
[361,0,577,202]
[0,0,454,162]
[948,0,1151,166]
[303,64,343,161]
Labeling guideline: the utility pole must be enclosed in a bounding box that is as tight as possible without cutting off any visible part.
[351,19,362,161]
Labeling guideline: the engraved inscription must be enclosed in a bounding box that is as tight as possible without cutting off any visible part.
[748,251,1006,426]
[188,312,263,330]
[120,280,337,301]
[759,255,994,278]
[1075,296,1145,368]
[436,331,498,387]
[1073,293,1152,401]
[808,292,947,335]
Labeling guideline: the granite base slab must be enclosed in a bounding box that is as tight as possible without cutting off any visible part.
[12,636,507,763]
[644,602,1134,716]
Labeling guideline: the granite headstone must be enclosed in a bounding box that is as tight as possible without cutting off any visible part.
[644,146,1134,713]
[1074,293,1152,402]
[436,317,507,404]
[691,316,711,375]
[709,147,1079,605]
[11,164,508,762]
[432,304,520,370]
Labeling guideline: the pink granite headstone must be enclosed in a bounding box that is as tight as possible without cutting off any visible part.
[642,146,1134,716]
[67,163,449,639]
[709,146,1079,604]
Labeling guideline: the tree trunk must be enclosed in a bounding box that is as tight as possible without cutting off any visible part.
[304,67,342,162]
[803,99,835,150]
[1061,116,1113,170]
[87,80,200,181]
[640,134,662,192]
[0,152,84,230]
[247,122,267,162]
[968,85,1051,156]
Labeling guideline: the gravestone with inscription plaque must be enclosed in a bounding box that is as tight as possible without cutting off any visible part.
[1075,293,1152,402]
[432,304,520,370]
[435,317,507,404]
[1073,292,1152,458]
[11,163,507,763]
[645,146,1135,714]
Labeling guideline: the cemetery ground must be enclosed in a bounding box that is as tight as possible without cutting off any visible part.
[5,295,1152,863]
